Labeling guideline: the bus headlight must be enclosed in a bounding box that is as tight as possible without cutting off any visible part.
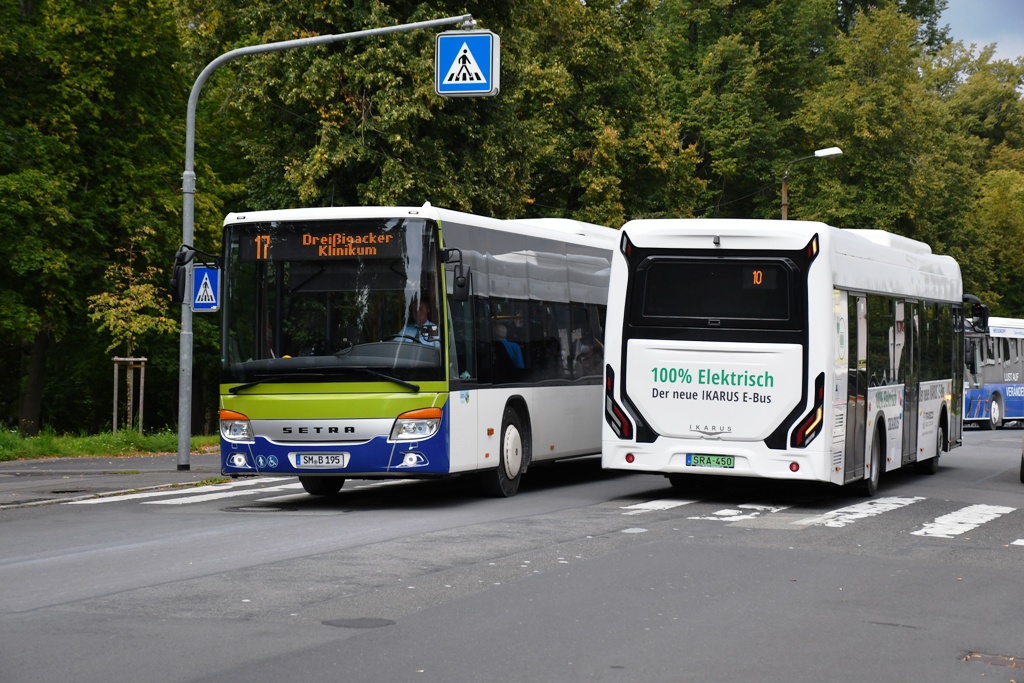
[220,409,255,444]
[390,408,442,441]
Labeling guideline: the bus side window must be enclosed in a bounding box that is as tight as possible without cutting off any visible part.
[449,296,476,380]
[867,295,892,386]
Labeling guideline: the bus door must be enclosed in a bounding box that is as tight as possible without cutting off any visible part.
[901,302,920,465]
[844,295,867,482]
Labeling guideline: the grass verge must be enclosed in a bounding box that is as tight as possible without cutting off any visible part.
[0,430,219,462]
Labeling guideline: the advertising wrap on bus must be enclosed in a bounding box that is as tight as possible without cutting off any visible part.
[624,339,802,440]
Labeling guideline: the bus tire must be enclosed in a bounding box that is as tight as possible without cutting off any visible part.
[916,425,943,475]
[483,406,528,497]
[1019,451,1024,484]
[668,474,696,489]
[299,476,345,496]
[859,428,882,496]
[987,394,1004,430]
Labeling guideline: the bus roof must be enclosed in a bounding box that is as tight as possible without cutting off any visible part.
[619,218,962,303]
[987,317,1024,338]
[223,205,618,251]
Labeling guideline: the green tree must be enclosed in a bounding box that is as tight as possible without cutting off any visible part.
[654,0,836,218]
[170,0,704,225]
[793,4,976,248]
[88,227,179,357]
[0,0,189,435]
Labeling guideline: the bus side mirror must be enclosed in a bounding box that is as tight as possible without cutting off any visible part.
[169,247,195,304]
[444,248,471,302]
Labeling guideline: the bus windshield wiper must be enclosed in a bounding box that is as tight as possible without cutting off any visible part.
[229,368,419,394]
[229,373,312,394]
[352,368,420,392]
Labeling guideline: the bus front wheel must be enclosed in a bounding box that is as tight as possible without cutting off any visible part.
[299,476,345,496]
[483,406,528,497]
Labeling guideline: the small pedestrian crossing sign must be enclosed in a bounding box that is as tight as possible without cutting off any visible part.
[436,30,500,97]
[191,266,220,313]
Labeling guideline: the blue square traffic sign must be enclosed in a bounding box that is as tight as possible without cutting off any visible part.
[436,30,500,97]
[191,266,220,313]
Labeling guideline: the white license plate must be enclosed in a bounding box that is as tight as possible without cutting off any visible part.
[293,453,348,468]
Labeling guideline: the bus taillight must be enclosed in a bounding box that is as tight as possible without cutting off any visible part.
[604,365,634,440]
[790,373,825,448]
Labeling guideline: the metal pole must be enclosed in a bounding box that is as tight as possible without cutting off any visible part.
[781,172,789,220]
[176,14,474,470]
[112,362,119,435]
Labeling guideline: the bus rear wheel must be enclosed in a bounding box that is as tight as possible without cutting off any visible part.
[988,395,1004,430]
[299,476,345,496]
[483,406,528,497]
[916,425,943,475]
[859,430,882,496]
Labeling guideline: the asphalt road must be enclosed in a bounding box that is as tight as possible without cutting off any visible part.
[1,428,1022,683]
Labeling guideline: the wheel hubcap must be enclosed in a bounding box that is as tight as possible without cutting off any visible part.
[503,425,522,478]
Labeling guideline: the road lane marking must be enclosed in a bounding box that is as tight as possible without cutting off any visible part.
[911,504,1016,538]
[142,482,305,504]
[620,499,696,516]
[689,503,791,521]
[66,477,292,504]
[793,496,925,528]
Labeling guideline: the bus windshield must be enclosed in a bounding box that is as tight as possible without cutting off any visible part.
[222,218,445,386]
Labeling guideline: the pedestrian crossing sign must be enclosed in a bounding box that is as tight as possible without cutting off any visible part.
[435,30,500,97]
[191,266,220,313]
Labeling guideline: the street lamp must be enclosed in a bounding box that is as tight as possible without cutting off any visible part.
[781,146,842,220]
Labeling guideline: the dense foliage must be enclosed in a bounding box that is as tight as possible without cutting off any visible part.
[2,0,1022,435]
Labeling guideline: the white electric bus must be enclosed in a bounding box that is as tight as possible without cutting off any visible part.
[602,219,965,495]
[219,205,616,497]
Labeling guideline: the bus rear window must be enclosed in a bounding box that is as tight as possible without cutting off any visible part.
[631,258,799,328]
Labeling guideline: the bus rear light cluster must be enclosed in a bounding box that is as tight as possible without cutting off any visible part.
[790,373,825,448]
[604,365,634,440]
[806,234,820,261]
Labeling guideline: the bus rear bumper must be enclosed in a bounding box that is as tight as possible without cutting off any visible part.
[601,440,830,482]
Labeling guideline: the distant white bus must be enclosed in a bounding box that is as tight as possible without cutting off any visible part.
[602,219,965,495]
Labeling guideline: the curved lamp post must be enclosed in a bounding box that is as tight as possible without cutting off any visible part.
[781,146,842,220]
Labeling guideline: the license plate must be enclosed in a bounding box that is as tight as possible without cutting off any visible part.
[686,454,734,469]
[293,453,348,468]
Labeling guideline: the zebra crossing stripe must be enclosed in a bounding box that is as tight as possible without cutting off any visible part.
[793,496,925,528]
[67,477,292,504]
[142,482,305,505]
[911,504,1016,538]
[620,499,696,515]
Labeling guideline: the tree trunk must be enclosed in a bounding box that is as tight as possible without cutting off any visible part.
[18,328,51,437]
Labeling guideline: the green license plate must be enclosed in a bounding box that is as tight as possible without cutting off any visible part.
[686,454,735,469]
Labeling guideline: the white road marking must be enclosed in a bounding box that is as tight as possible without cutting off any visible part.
[793,496,925,528]
[911,504,1016,538]
[689,503,791,521]
[66,477,291,504]
[142,482,305,505]
[620,499,696,516]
